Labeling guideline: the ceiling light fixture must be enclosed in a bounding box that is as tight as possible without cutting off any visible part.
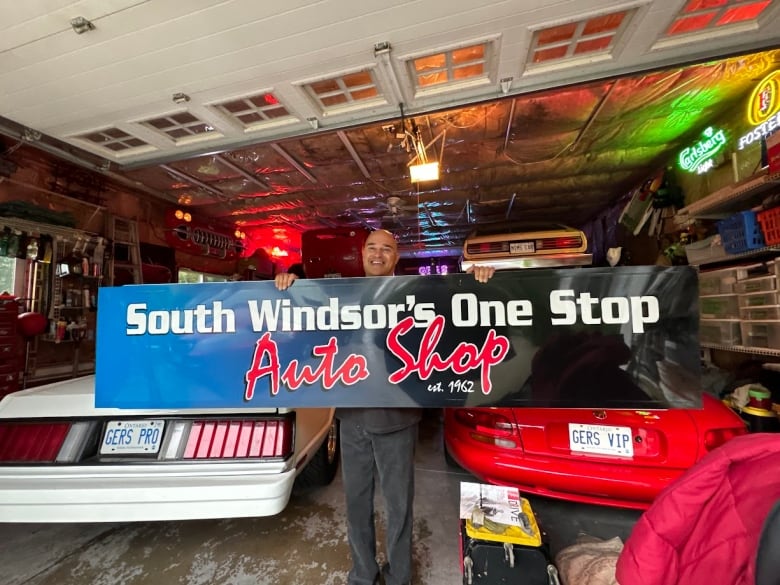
[70,16,95,35]
[396,104,445,183]
[172,92,191,104]
[409,161,439,183]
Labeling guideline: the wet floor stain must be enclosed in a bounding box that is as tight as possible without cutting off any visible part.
[16,500,450,585]
[25,498,355,585]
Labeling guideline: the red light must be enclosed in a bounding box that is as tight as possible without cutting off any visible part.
[704,426,748,451]
[466,242,509,255]
[454,409,515,437]
[263,93,279,105]
[536,236,583,250]
[0,423,70,462]
[261,421,278,457]
[183,419,293,459]
[209,421,229,457]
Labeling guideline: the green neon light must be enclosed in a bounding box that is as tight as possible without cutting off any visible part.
[678,126,727,173]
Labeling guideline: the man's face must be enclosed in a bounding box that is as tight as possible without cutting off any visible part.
[362,230,399,277]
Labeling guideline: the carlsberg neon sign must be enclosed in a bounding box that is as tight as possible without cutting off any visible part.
[678,126,727,174]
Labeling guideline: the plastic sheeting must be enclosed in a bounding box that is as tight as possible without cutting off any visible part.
[118,49,780,255]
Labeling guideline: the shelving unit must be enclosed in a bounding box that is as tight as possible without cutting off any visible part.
[679,170,780,360]
[693,244,780,268]
[701,343,780,358]
[676,170,780,222]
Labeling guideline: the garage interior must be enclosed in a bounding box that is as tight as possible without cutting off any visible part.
[2,1,780,584]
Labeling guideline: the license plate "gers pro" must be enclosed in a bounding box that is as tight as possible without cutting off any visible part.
[101,420,165,455]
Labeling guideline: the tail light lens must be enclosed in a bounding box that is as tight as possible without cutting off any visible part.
[704,426,748,451]
[0,416,294,464]
[454,409,518,449]
[0,422,71,462]
[182,419,293,459]
[465,241,510,255]
[535,236,583,251]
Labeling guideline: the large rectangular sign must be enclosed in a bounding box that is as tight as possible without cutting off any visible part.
[95,266,702,409]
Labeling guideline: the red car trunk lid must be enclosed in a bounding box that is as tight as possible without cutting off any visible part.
[511,407,699,468]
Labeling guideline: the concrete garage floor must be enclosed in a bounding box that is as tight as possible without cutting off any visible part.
[0,411,642,585]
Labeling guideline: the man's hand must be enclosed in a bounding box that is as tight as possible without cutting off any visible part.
[274,272,298,290]
[466,265,496,283]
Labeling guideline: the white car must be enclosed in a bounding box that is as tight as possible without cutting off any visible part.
[0,375,339,522]
[460,222,592,271]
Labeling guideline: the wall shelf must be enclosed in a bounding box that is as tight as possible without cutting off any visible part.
[701,342,780,357]
[695,244,780,267]
[676,170,780,223]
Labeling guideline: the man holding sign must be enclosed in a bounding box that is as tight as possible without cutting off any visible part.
[275,229,494,585]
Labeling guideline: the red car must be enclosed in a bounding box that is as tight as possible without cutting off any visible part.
[443,393,747,510]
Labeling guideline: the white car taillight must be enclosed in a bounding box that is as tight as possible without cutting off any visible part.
[178,419,293,460]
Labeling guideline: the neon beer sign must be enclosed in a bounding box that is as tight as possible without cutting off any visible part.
[738,70,780,150]
[678,126,727,174]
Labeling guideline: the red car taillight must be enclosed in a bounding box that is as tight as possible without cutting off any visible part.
[535,236,583,251]
[704,426,748,451]
[454,409,518,449]
[466,242,510,255]
[183,419,293,459]
[0,422,71,462]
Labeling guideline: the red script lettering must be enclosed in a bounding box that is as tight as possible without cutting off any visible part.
[244,332,369,400]
[385,315,509,394]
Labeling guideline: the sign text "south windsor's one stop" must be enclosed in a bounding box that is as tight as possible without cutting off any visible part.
[124,290,661,337]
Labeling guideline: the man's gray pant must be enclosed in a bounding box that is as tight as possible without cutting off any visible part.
[341,420,417,585]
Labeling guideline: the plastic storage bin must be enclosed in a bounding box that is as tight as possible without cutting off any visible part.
[698,264,768,294]
[736,262,773,280]
[740,320,780,348]
[735,275,777,294]
[717,210,766,254]
[685,236,725,265]
[757,206,780,246]
[700,294,740,319]
[699,319,742,345]
[740,305,780,320]
[699,267,739,295]
[739,290,780,308]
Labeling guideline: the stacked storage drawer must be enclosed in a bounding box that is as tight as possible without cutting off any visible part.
[737,260,780,349]
[0,295,20,399]
[698,263,767,346]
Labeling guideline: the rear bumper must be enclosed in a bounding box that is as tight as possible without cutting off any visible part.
[446,434,681,510]
[460,253,593,271]
[0,461,296,523]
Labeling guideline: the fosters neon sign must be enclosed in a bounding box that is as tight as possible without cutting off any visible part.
[739,70,780,150]
[679,126,727,174]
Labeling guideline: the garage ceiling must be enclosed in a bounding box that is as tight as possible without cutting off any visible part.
[2,1,780,256]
